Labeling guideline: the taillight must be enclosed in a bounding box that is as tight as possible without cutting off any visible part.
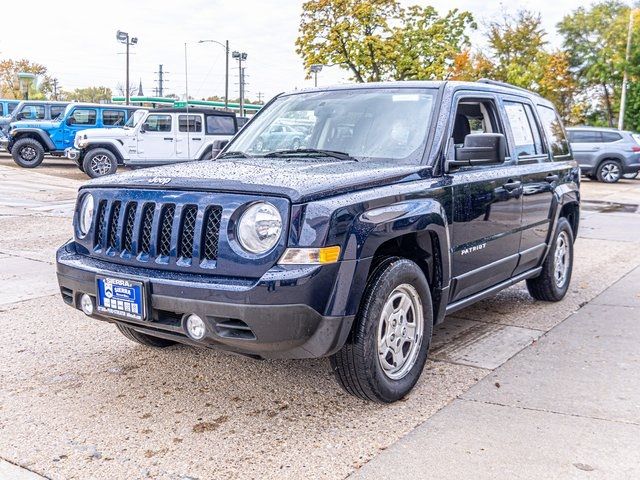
[631,146,640,152]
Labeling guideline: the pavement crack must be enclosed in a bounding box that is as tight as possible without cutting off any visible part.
[460,397,640,427]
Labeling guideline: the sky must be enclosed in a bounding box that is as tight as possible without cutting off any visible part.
[0,0,598,103]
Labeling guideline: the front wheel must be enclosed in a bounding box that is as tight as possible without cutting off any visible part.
[596,160,622,183]
[12,138,45,168]
[526,217,574,302]
[83,148,118,178]
[330,258,433,403]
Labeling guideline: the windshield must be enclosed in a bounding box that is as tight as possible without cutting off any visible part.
[125,109,147,128]
[228,88,436,163]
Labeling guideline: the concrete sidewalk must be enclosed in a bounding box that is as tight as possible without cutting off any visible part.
[354,266,640,479]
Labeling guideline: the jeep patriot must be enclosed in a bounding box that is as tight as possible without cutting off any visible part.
[56,80,580,402]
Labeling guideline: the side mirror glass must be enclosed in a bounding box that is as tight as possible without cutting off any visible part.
[66,117,76,126]
[139,124,147,133]
[16,112,25,120]
[447,133,506,170]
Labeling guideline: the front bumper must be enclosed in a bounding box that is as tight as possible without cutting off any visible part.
[0,136,8,151]
[56,241,356,359]
[65,147,81,161]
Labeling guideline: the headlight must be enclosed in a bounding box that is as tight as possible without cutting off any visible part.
[77,193,94,238]
[237,202,282,254]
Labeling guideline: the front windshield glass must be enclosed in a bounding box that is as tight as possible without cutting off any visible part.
[125,109,147,128]
[229,88,436,162]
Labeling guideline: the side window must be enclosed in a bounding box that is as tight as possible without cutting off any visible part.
[50,105,66,119]
[69,108,97,126]
[103,110,126,126]
[536,105,570,157]
[21,105,45,120]
[178,115,203,133]
[450,98,504,162]
[206,115,236,135]
[569,130,601,143]
[143,114,172,132]
[8,103,18,114]
[601,131,622,143]
[503,101,544,158]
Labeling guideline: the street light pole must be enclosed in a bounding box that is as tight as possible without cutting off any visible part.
[310,64,323,87]
[116,30,138,105]
[232,51,248,116]
[198,39,230,111]
[619,9,635,131]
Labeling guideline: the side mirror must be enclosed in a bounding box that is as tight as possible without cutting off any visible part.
[447,133,506,170]
[15,112,25,120]
[66,117,76,126]
[139,124,146,133]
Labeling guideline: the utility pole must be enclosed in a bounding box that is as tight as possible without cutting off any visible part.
[257,92,264,103]
[232,51,247,116]
[52,79,59,100]
[619,9,634,131]
[157,64,164,97]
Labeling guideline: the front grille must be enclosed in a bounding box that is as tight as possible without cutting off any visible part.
[91,198,222,268]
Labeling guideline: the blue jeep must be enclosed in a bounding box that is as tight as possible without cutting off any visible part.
[0,98,21,118]
[5,103,139,168]
[0,100,69,137]
[56,81,580,402]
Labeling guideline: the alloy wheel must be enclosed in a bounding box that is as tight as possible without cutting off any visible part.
[554,231,570,288]
[91,154,113,176]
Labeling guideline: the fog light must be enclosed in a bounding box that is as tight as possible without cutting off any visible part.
[80,293,94,316]
[185,314,206,340]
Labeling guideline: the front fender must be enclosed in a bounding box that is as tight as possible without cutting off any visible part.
[11,128,55,150]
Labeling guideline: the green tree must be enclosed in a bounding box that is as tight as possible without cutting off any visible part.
[0,58,54,99]
[558,1,636,126]
[61,86,113,103]
[295,0,474,82]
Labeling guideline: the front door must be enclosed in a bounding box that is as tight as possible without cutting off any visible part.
[448,93,523,302]
[136,113,175,162]
[62,107,97,149]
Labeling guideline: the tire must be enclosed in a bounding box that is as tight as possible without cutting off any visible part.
[596,160,622,183]
[623,172,638,180]
[526,217,574,302]
[83,148,118,178]
[12,138,45,168]
[330,257,433,403]
[116,323,176,348]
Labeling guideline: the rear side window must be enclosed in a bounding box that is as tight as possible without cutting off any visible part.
[601,131,622,143]
[536,106,570,157]
[70,108,97,125]
[8,103,18,114]
[51,105,66,119]
[504,101,544,157]
[0,104,4,116]
[103,110,126,126]
[178,115,203,132]
[143,114,172,132]
[569,130,601,143]
[206,115,236,135]
[20,105,45,120]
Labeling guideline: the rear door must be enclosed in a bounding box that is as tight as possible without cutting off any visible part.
[501,96,559,274]
[448,91,524,302]
[567,129,601,173]
[176,114,204,160]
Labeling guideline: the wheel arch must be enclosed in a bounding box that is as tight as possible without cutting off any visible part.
[84,143,125,164]
[12,129,54,151]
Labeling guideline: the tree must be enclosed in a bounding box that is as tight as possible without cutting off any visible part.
[0,58,54,99]
[449,49,495,81]
[61,86,113,103]
[295,0,475,82]
[558,1,635,126]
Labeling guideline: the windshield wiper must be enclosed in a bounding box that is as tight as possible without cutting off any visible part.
[218,151,252,159]
[263,148,357,162]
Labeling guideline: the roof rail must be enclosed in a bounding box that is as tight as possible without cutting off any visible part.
[476,78,541,97]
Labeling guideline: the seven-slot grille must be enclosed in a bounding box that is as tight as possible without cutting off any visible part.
[93,200,222,267]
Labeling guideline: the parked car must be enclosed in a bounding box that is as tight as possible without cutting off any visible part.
[0,98,20,117]
[254,123,309,151]
[56,80,579,403]
[0,100,68,137]
[4,103,139,168]
[67,107,237,178]
[566,126,640,182]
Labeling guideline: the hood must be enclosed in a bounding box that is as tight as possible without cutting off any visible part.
[86,157,433,203]
[83,127,130,139]
[10,119,60,130]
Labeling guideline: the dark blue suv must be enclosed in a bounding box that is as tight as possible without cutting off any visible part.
[56,80,580,402]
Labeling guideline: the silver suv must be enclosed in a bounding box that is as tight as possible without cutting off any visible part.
[567,127,640,182]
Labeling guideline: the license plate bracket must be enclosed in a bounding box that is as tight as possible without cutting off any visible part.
[96,276,146,321]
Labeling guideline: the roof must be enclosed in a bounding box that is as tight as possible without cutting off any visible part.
[64,103,140,110]
[151,107,236,116]
[566,126,627,132]
[14,100,69,105]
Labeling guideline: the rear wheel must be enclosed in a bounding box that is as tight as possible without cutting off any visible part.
[83,148,118,178]
[116,324,176,348]
[12,138,45,168]
[331,258,433,403]
[596,160,622,183]
[526,217,574,302]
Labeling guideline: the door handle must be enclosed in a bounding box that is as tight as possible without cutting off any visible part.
[192,137,202,141]
[503,180,522,191]
[545,174,559,183]
[163,137,173,141]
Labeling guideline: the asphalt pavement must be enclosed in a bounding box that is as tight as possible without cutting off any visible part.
[1,156,639,479]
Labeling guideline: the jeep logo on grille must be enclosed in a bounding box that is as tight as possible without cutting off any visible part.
[148,177,172,185]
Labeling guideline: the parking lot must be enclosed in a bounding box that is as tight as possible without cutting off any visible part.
[1,154,639,480]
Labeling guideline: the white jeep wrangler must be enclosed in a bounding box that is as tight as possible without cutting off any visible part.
[66,108,238,178]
